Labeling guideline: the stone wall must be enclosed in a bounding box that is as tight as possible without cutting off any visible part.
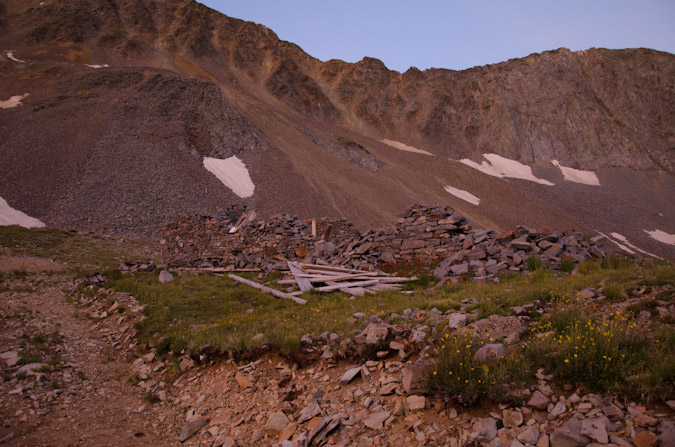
[161,204,611,277]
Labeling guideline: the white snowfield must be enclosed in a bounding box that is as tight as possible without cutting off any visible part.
[203,156,255,198]
[459,154,554,186]
[381,139,434,156]
[551,160,600,186]
[0,197,45,228]
[85,64,109,69]
[643,229,675,246]
[0,93,29,109]
[600,231,661,259]
[5,51,26,63]
[444,186,480,205]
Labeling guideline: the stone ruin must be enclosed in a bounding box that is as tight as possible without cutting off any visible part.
[160,204,613,281]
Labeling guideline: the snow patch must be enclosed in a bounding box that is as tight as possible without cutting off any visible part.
[0,197,45,228]
[0,94,28,109]
[643,229,675,246]
[203,156,255,198]
[598,231,635,255]
[458,158,505,179]
[459,154,553,186]
[444,186,480,205]
[551,160,600,186]
[85,64,109,69]
[381,139,433,156]
[602,232,661,259]
[4,51,25,63]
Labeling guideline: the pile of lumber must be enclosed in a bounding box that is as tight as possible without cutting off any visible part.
[278,262,416,297]
[229,261,416,305]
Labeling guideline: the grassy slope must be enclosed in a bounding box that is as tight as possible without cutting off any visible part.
[2,226,673,403]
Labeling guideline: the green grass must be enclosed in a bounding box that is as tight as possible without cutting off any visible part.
[0,226,156,268]
[110,272,423,355]
[525,313,673,401]
[4,227,673,404]
[105,261,651,357]
[603,282,624,302]
[526,317,646,393]
[560,257,576,273]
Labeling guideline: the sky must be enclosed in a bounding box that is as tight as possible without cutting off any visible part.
[199,0,675,72]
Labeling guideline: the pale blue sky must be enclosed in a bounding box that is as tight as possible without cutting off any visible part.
[199,0,675,72]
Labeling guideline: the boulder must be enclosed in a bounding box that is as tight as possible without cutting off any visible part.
[402,363,429,394]
[448,313,467,329]
[264,411,289,436]
[502,410,523,428]
[364,411,391,430]
[517,425,540,445]
[179,417,208,442]
[464,315,526,342]
[473,418,498,440]
[527,391,550,410]
[364,324,389,345]
[406,395,425,412]
[550,414,590,447]
[580,417,609,444]
[158,270,174,283]
[339,366,362,386]
[474,343,507,362]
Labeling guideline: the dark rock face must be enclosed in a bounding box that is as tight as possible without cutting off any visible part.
[0,66,272,236]
[6,0,673,172]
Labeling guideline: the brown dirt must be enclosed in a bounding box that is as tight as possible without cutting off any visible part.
[0,263,178,446]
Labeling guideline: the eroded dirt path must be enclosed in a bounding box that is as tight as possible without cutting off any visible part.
[0,260,177,446]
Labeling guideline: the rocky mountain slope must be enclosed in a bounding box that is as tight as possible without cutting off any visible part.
[0,0,674,258]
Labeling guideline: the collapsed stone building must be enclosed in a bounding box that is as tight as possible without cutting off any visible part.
[160,205,612,282]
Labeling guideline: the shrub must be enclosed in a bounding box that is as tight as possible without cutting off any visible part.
[602,254,632,270]
[430,331,529,406]
[603,283,624,302]
[526,316,647,394]
[526,255,543,272]
[559,257,576,273]
[578,262,600,274]
[540,307,583,334]
[627,299,659,317]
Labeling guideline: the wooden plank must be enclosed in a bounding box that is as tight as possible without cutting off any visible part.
[375,276,418,283]
[338,287,366,296]
[315,279,380,292]
[300,263,385,275]
[278,274,416,285]
[295,272,379,281]
[368,283,403,292]
[288,261,313,292]
[177,267,261,273]
[228,274,307,305]
[229,210,257,234]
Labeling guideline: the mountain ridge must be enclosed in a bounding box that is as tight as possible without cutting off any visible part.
[0,0,674,259]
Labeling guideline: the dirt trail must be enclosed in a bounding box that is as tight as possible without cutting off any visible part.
[0,259,177,446]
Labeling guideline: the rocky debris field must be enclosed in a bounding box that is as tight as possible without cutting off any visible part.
[148,352,675,447]
[0,266,178,446]
[161,205,613,282]
[1,230,673,446]
[123,284,675,447]
[68,268,675,447]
